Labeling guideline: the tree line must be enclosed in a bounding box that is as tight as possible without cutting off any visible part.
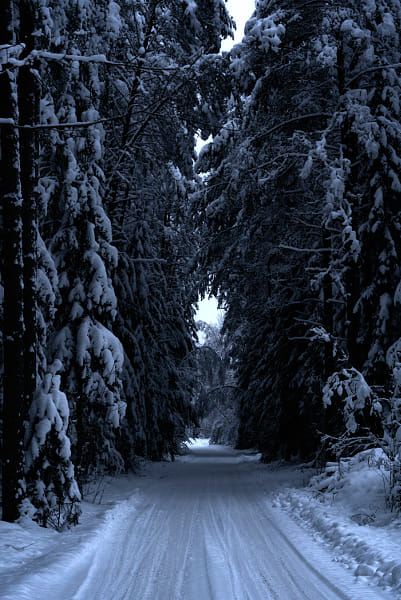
[196,0,401,506]
[0,0,232,526]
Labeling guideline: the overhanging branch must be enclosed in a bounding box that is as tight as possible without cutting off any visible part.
[251,112,333,142]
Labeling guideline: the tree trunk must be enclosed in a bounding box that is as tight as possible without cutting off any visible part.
[1,69,26,523]
[19,63,40,434]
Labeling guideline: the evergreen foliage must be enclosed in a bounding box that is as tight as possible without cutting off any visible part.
[194,320,239,445]
[3,0,401,524]
[0,0,232,524]
[196,0,401,473]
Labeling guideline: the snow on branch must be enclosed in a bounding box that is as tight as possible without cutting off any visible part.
[5,49,184,73]
[0,43,26,64]
[0,114,126,130]
[323,367,376,435]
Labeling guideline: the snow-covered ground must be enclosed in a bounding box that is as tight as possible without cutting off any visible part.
[0,441,399,599]
[276,449,401,597]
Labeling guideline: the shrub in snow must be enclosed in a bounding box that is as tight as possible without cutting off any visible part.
[24,360,81,528]
[323,362,401,509]
[384,338,401,509]
[323,367,381,436]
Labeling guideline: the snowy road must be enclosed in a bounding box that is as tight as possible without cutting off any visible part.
[1,442,395,599]
[73,443,391,600]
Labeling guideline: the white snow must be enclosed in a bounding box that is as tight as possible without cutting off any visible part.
[244,12,286,53]
[106,1,122,35]
[0,443,399,599]
[340,19,369,41]
[323,367,373,434]
[276,449,401,597]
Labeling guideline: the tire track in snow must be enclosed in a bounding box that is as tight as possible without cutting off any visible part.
[223,492,280,600]
[70,445,394,600]
[225,478,345,600]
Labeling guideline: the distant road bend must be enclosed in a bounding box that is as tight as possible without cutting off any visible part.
[70,442,390,600]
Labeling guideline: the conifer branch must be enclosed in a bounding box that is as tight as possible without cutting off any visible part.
[346,62,401,87]
[3,48,186,72]
[0,115,125,130]
[251,113,333,141]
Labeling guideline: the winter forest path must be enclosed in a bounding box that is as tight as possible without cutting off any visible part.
[70,442,390,600]
[1,442,394,600]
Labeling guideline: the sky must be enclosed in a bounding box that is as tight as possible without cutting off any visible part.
[196,295,225,326]
[194,0,255,326]
[221,0,255,52]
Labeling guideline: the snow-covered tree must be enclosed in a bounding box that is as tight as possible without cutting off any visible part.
[1,0,81,522]
[48,124,125,481]
[197,0,401,462]
[99,0,233,461]
[194,321,239,445]
[196,0,335,459]
[1,0,233,523]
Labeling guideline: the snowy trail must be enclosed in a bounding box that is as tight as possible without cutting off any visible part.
[1,443,395,600]
[72,444,392,600]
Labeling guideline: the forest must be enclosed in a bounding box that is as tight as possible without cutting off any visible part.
[1,0,401,528]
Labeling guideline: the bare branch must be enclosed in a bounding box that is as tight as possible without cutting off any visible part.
[346,62,401,88]
[252,112,333,142]
[279,244,331,253]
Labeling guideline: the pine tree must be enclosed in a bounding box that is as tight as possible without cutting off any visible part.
[1,0,82,524]
[197,0,401,461]
[47,126,125,481]
[196,0,336,458]
[99,0,233,461]
[312,0,401,449]
[1,0,234,523]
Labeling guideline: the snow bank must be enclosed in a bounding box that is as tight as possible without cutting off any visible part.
[0,476,140,600]
[275,449,401,596]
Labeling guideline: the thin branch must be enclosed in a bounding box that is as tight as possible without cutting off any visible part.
[291,215,322,229]
[129,258,167,263]
[0,100,186,131]
[206,385,242,394]
[346,62,401,88]
[104,51,203,196]
[279,244,331,253]
[294,317,325,327]
[246,152,310,173]
[5,49,185,73]
[0,114,126,130]
[251,113,333,142]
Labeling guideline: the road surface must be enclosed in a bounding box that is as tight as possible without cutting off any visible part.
[71,443,390,600]
[1,442,394,599]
